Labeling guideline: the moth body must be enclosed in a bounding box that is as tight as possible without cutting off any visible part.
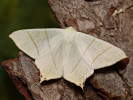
[64,27,76,43]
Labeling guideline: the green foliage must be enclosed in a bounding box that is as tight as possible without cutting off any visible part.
[0,0,59,100]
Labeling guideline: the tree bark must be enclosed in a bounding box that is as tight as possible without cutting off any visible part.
[2,0,133,100]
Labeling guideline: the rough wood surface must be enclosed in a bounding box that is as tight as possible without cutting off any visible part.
[2,0,133,100]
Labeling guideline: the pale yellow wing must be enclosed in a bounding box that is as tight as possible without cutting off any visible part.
[35,38,65,82]
[63,38,94,89]
[9,29,63,59]
[76,32,128,69]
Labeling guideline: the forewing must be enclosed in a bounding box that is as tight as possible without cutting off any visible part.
[63,39,94,88]
[9,29,63,59]
[76,32,128,69]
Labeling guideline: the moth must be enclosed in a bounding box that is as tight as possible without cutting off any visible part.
[9,27,128,89]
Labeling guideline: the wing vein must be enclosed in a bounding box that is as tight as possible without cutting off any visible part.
[45,29,57,70]
[71,38,95,73]
[91,46,112,65]
[27,31,40,56]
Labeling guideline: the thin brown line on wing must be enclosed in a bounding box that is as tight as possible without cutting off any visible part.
[90,46,112,65]
[71,38,95,73]
[27,31,40,56]
[45,29,57,70]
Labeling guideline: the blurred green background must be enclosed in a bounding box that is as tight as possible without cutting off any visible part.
[0,0,59,100]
